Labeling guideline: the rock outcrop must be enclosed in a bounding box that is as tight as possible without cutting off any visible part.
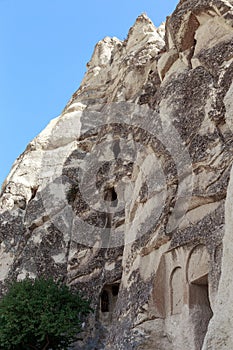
[1,0,233,349]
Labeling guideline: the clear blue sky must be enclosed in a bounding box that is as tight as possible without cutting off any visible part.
[0,0,178,188]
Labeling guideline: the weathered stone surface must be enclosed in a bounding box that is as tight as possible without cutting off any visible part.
[202,167,233,349]
[1,0,233,349]
[202,67,233,350]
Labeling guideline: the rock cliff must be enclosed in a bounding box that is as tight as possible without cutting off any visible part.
[1,0,233,349]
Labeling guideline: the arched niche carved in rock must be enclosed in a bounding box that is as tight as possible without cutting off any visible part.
[187,244,209,285]
[170,266,183,315]
[99,283,120,325]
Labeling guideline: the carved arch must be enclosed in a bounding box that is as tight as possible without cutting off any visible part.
[186,244,209,285]
[170,266,183,315]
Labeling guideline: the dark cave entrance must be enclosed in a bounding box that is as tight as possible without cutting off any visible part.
[104,186,118,207]
[100,290,109,312]
[100,283,120,324]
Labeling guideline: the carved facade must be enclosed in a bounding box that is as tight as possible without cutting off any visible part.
[1,0,233,349]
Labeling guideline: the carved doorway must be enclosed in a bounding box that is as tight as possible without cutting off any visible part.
[187,245,213,349]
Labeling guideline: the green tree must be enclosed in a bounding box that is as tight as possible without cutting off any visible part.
[0,277,92,350]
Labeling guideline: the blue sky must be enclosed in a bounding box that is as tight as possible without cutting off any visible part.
[0,0,178,187]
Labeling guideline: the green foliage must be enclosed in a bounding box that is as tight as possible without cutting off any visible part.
[0,277,92,350]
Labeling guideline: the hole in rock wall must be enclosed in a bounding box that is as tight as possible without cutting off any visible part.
[100,283,120,324]
[101,290,109,312]
[112,284,120,296]
[104,187,118,207]
[30,186,39,201]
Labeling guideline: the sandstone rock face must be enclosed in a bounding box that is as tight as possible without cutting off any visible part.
[1,1,233,349]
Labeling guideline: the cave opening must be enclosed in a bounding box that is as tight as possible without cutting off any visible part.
[99,283,120,324]
[104,186,118,207]
[112,284,120,296]
[100,290,109,313]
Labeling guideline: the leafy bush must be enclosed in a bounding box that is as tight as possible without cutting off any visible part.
[0,277,92,350]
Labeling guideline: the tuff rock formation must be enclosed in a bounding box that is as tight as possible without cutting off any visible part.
[1,0,233,349]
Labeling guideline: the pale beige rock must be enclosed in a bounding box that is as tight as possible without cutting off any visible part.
[224,80,233,132]
[1,1,233,349]
[157,48,179,81]
[203,165,233,349]
[0,244,14,282]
